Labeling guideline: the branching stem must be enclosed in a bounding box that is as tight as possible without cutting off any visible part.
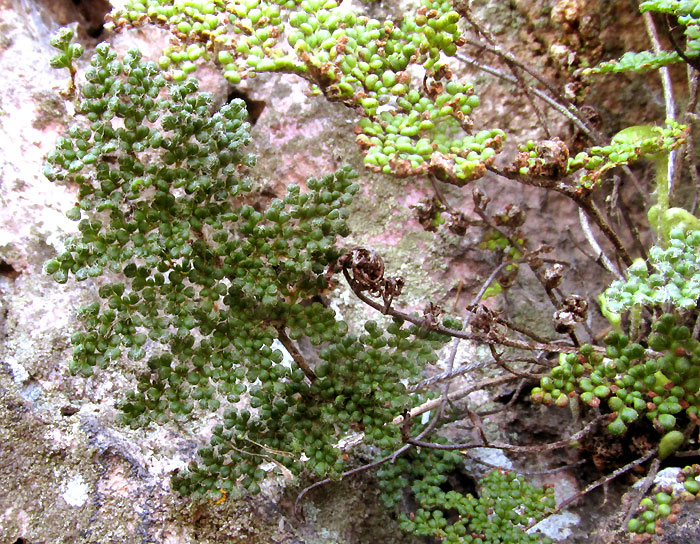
[407,413,609,452]
[529,447,658,531]
[344,266,589,354]
[276,327,317,382]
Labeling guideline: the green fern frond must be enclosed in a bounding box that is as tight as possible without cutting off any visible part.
[581,50,681,75]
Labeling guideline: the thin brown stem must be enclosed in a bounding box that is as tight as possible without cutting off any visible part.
[529,447,658,531]
[463,452,586,476]
[473,376,530,417]
[494,315,558,344]
[485,165,633,267]
[578,206,624,279]
[396,374,520,423]
[448,372,534,422]
[276,327,317,382]
[567,226,614,272]
[467,409,489,445]
[439,258,516,403]
[572,195,634,267]
[622,458,661,527]
[471,197,577,340]
[429,174,457,213]
[613,182,649,261]
[489,345,545,380]
[457,8,579,117]
[461,4,648,204]
[410,351,554,392]
[344,268,585,354]
[457,53,593,136]
[479,39,554,138]
[407,414,609,452]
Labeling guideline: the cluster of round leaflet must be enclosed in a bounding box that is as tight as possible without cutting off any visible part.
[108,0,505,184]
[628,491,677,537]
[604,229,700,313]
[398,470,555,544]
[172,317,451,500]
[533,315,700,437]
[45,42,459,500]
[627,464,700,537]
[376,432,552,542]
[376,432,463,508]
[567,121,688,188]
[49,26,84,72]
[513,123,688,188]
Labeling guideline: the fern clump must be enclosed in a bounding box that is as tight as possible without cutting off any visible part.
[107,0,504,184]
[399,469,555,544]
[534,313,700,436]
[40,0,700,537]
[604,229,700,313]
[45,42,457,500]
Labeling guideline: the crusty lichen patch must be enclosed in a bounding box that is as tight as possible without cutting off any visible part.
[0,364,294,543]
[32,89,68,129]
[293,475,424,544]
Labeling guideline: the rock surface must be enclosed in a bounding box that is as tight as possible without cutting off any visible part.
[0,0,688,543]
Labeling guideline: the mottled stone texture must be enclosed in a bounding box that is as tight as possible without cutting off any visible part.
[0,0,690,543]
[0,1,424,542]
